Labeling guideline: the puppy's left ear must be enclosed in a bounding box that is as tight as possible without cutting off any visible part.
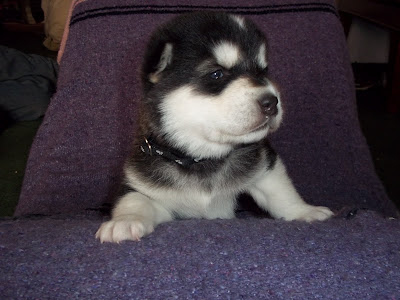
[148,43,173,84]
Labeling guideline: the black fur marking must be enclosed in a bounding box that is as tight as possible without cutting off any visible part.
[116,182,137,198]
[263,139,278,170]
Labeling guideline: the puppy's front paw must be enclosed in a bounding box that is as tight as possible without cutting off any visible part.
[286,205,334,222]
[95,216,154,243]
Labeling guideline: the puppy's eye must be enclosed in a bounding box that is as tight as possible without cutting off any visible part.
[210,69,224,80]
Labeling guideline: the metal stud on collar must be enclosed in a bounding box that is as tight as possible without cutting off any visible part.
[140,137,153,156]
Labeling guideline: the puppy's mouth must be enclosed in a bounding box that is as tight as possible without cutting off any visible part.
[250,117,271,133]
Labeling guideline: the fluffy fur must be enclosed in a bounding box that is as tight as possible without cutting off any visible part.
[96,12,333,243]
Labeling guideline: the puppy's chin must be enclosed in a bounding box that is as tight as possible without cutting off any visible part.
[161,124,269,160]
[197,125,272,158]
[221,124,271,145]
[161,113,279,159]
[199,116,280,157]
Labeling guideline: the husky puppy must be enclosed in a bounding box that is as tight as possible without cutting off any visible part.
[96,12,333,243]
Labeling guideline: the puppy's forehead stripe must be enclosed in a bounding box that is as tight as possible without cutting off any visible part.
[213,42,241,69]
[257,43,268,69]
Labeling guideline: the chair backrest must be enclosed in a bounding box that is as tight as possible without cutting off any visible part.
[15,0,396,217]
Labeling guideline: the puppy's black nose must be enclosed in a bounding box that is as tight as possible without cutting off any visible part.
[258,94,278,116]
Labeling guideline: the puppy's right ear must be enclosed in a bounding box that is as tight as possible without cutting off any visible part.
[148,43,173,84]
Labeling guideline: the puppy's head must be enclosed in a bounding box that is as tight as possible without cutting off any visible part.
[141,12,282,159]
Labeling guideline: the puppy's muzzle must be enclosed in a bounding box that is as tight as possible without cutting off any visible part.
[258,94,278,117]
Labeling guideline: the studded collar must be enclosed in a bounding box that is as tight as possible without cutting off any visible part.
[140,137,204,167]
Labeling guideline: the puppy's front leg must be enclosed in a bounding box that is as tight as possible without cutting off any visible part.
[249,158,333,222]
[96,192,172,243]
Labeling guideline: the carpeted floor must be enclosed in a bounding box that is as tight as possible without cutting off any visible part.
[0,23,399,216]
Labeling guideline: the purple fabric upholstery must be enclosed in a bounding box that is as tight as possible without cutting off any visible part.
[2,1,399,298]
[1,211,400,299]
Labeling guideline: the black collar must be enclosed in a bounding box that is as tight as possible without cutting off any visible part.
[140,137,204,167]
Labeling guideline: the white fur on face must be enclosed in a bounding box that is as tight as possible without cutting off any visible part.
[257,43,267,69]
[213,42,241,69]
[159,78,281,159]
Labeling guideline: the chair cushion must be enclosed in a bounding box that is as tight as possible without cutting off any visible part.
[1,211,400,298]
